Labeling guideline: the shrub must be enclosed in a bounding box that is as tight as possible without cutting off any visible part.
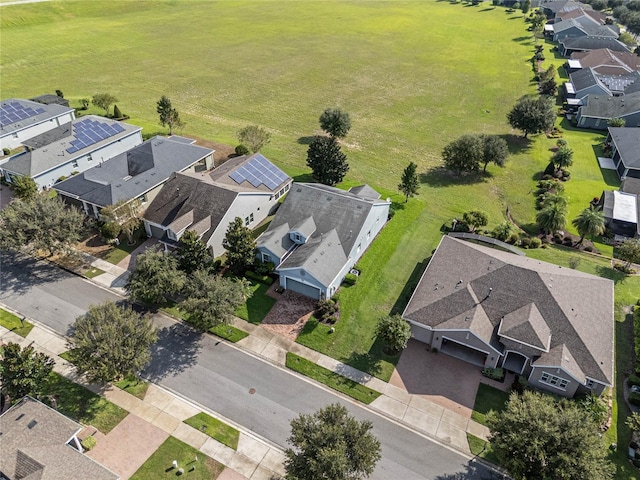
[529,237,542,248]
[100,221,121,240]
[556,138,567,148]
[254,260,275,276]
[543,160,556,177]
[315,299,339,323]
[343,273,358,286]
[627,375,640,387]
[81,436,97,451]
[482,367,505,381]
[630,392,640,407]
[245,271,273,285]
[235,144,250,156]
[520,237,532,248]
[113,104,123,119]
[2,147,10,156]
[57,176,68,183]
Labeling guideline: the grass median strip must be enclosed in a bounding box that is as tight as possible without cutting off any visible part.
[184,412,239,450]
[0,307,34,338]
[467,433,500,466]
[286,353,381,404]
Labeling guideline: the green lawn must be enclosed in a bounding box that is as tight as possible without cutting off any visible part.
[100,236,145,265]
[184,412,239,450]
[470,383,511,426]
[113,375,149,400]
[0,307,34,337]
[84,266,105,278]
[130,436,224,480]
[208,323,249,343]
[235,281,276,324]
[40,372,128,434]
[286,352,381,404]
[467,433,501,466]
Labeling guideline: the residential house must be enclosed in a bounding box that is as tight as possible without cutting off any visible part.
[143,153,291,257]
[256,182,390,300]
[541,0,590,18]
[568,48,640,76]
[0,396,119,480]
[566,68,640,100]
[552,17,617,44]
[0,98,75,151]
[30,94,71,108]
[606,126,640,179]
[598,188,639,238]
[575,92,640,129]
[556,6,609,25]
[0,115,142,190]
[402,235,614,398]
[559,36,629,56]
[54,135,213,218]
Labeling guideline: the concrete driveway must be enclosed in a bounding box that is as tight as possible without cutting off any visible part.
[390,339,512,418]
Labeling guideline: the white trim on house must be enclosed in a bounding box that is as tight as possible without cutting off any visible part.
[502,349,530,374]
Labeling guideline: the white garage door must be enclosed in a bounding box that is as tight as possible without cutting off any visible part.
[286,278,321,299]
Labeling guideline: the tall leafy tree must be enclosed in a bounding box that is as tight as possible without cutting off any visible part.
[182,271,252,331]
[572,206,605,245]
[481,135,509,172]
[617,238,640,269]
[175,230,213,274]
[319,108,351,139]
[100,198,142,244]
[0,342,54,401]
[507,95,556,138]
[398,161,419,202]
[306,136,349,186]
[92,93,118,116]
[375,314,412,355]
[156,95,184,135]
[222,217,256,273]
[125,246,186,305]
[552,146,574,173]
[487,391,614,480]
[442,134,484,174]
[537,201,567,234]
[462,210,489,232]
[285,403,381,480]
[11,176,38,201]
[68,301,157,383]
[237,125,271,153]
[0,195,84,257]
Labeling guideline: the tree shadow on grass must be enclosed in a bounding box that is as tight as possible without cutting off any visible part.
[500,133,531,155]
[292,172,315,183]
[335,349,383,380]
[513,36,531,42]
[390,256,432,316]
[297,136,316,145]
[420,167,489,188]
[595,264,628,286]
[142,321,203,382]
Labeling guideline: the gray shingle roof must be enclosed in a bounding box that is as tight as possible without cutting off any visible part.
[609,127,640,170]
[0,396,118,480]
[571,48,640,75]
[403,235,614,385]
[0,99,74,136]
[208,153,290,193]
[143,171,238,244]
[498,303,551,351]
[561,36,630,53]
[622,177,640,195]
[54,135,213,208]
[348,184,381,200]
[579,92,640,121]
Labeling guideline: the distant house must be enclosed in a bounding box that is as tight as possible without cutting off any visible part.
[575,92,640,129]
[556,6,609,26]
[566,68,640,101]
[598,189,639,238]
[568,48,640,76]
[0,98,75,151]
[402,235,614,399]
[541,0,590,18]
[54,135,213,218]
[0,115,142,190]
[606,126,640,179]
[0,396,119,480]
[256,183,390,300]
[552,17,617,44]
[559,36,629,56]
[30,94,71,108]
[143,153,291,257]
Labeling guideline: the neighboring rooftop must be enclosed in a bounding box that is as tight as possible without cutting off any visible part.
[578,92,640,120]
[54,135,213,208]
[0,98,74,136]
[571,48,640,75]
[561,36,630,54]
[0,396,118,480]
[30,94,70,108]
[609,126,640,170]
[209,153,290,192]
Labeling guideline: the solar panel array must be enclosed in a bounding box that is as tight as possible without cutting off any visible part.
[600,75,636,92]
[65,118,126,154]
[0,101,46,128]
[229,154,289,190]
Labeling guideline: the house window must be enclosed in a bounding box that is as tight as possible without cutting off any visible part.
[540,372,569,390]
[72,160,79,168]
[294,233,301,242]
[585,379,595,389]
[250,213,254,222]
[262,253,271,263]
[245,216,250,226]
[87,154,93,162]
[285,183,290,192]
[594,119,601,127]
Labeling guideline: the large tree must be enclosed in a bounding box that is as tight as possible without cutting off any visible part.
[375,314,411,355]
[68,301,157,383]
[284,403,381,480]
[537,202,567,234]
[237,125,271,153]
[507,95,556,138]
[156,95,184,135]
[11,176,38,201]
[442,134,484,174]
[617,238,640,269]
[100,198,142,244]
[0,195,84,257]
[125,246,186,305]
[182,271,252,331]
[398,161,419,202]
[462,210,489,232]
[0,342,54,401]
[319,108,351,139]
[306,136,349,186]
[92,93,118,116]
[175,229,213,274]
[222,217,256,273]
[487,391,614,480]
[572,206,605,245]
[481,135,509,172]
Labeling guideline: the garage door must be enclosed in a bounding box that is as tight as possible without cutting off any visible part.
[286,278,321,299]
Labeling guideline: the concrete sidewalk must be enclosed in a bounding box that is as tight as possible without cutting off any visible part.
[0,309,285,480]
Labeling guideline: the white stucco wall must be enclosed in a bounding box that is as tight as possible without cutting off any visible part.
[0,111,76,150]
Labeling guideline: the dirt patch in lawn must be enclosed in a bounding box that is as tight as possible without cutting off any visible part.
[75,231,112,257]
[260,289,316,342]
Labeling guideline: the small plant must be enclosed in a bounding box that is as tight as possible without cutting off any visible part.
[100,221,121,241]
[482,367,505,381]
[520,237,532,248]
[630,391,640,407]
[530,237,542,248]
[235,144,250,156]
[81,435,97,451]
[2,147,10,156]
[343,273,358,286]
[315,299,339,323]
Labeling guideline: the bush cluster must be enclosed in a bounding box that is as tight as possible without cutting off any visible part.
[244,270,273,285]
[634,303,640,374]
[343,273,358,286]
[315,299,339,324]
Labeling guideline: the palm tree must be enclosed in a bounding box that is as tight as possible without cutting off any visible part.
[539,191,568,210]
[552,146,573,174]
[537,202,567,234]
[572,206,605,245]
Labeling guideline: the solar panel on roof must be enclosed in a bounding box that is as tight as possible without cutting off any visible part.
[113,123,125,133]
[229,171,244,184]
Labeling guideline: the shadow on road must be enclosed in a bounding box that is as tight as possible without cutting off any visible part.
[434,460,506,479]
[143,321,203,381]
[0,251,69,296]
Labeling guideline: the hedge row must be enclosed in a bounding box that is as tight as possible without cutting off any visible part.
[635,304,640,374]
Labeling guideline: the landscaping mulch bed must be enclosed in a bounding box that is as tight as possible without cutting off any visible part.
[260,289,316,341]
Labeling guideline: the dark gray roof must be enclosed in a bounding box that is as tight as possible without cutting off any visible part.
[498,303,551,351]
[143,171,238,244]
[571,48,640,75]
[348,184,381,200]
[30,94,70,108]
[561,36,630,53]
[0,396,118,480]
[1,115,141,178]
[571,68,640,96]
[622,177,640,195]
[542,0,587,13]
[403,235,614,385]
[608,127,640,170]
[0,98,74,136]
[23,122,73,149]
[54,135,212,208]
[579,92,640,121]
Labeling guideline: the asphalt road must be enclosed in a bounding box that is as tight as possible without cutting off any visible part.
[0,252,501,480]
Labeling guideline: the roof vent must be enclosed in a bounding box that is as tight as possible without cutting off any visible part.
[123,175,132,181]
[27,420,38,429]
